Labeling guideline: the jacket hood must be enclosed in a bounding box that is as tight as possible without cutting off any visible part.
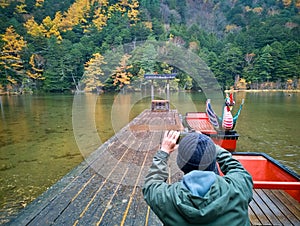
[174,171,231,224]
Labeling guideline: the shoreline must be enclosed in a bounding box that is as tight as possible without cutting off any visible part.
[1,89,300,96]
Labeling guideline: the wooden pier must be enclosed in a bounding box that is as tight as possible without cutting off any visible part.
[10,110,300,225]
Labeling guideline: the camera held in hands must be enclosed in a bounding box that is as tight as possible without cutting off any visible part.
[176,131,191,144]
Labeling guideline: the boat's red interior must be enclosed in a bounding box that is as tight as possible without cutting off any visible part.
[234,155,297,182]
[186,113,217,134]
[233,155,300,202]
[212,138,237,152]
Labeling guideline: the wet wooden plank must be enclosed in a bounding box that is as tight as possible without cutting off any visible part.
[130,110,183,131]
[262,189,297,225]
[254,189,282,225]
[68,134,146,225]
[248,205,261,226]
[249,189,300,226]
[125,133,163,225]
[99,132,162,225]
[256,189,292,225]
[271,190,300,221]
[28,140,125,224]
[31,131,137,225]
[249,191,272,225]
[9,161,93,225]
[78,176,129,226]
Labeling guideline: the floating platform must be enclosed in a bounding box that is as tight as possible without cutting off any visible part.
[9,110,300,225]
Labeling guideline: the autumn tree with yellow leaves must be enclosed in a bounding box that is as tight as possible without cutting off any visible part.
[112,54,133,89]
[58,0,91,32]
[0,0,10,8]
[26,54,45,80]
[24,17,47,37]
[35,0,44,7]
[24,15,62,42]
[24,0,140,38]
[82,53,106,92]
[0,26,27,88]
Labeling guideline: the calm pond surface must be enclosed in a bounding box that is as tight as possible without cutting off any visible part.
[0,91,299,223]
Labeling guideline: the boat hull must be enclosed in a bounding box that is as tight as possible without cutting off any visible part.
[209,131,239,152]
[232,152,300,202]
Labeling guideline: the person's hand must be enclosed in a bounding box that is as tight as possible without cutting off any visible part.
[160,130,180,154]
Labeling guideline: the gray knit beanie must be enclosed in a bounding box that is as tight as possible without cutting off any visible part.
[177,133,218,174]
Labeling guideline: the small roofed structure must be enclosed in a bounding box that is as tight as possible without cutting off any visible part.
[144,73,177,111]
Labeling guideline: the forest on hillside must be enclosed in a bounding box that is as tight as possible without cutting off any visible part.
[0,0,299,93]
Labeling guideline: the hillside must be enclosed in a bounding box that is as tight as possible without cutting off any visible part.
[0,0,299,93]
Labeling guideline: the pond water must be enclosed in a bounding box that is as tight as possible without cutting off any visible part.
[0,91,299,223]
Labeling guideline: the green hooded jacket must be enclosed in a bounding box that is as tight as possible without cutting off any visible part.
[143,145,253,226]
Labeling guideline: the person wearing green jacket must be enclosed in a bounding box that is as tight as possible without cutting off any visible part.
[143,130,253,226]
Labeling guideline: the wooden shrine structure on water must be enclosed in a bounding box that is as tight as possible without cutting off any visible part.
[144,73,177,112]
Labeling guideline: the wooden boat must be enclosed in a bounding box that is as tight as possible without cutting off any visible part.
[232,152,300,202]
[184,112,239,151]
